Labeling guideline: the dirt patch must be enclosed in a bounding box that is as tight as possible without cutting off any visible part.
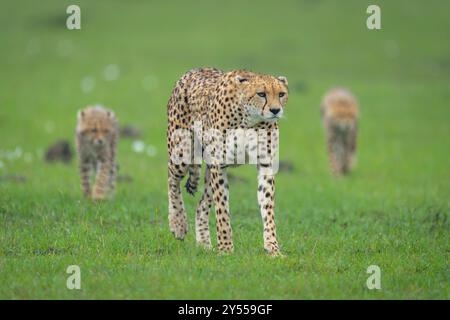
[45,140,73,163]
[120,125,142,138]
[279,160,295,173]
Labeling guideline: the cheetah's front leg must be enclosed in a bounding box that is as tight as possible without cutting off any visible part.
[210,166,233,253]
[195,167,212,248]
[168,163,189,240]
[108,137,118,195]
[79,159,92,198]
[257,168,281,256]
[327,130,343,176]
[343,127,357,174]
[93,160,112,200]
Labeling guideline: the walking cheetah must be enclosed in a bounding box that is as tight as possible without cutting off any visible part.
[76,105,119,200]
[167,68,289,256]
[321,88,359,176]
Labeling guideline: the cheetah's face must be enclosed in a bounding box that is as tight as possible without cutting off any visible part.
[237,74,288,124]
[80,125,113,148]
[77,110,115,148]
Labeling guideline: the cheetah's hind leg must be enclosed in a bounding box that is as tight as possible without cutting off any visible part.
[107,162,118,198]
[343,127,357,175]
[168,162,189,240]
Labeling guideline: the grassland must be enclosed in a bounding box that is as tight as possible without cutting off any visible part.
[0,0,449,299]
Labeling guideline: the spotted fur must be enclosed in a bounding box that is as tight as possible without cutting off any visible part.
[321,88,359,176]
[167,68,288,255]
[76,105,119,200]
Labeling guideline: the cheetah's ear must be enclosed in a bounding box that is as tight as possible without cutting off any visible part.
[277,76,288,86]
[77,110,85,120]
[106,110,115,118]
[235,75,249,84]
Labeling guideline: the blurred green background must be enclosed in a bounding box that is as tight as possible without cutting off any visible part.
[0,0,448,299]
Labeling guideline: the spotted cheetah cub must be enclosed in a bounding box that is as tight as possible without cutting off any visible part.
[76,105,119,200]
[321,88,359,176]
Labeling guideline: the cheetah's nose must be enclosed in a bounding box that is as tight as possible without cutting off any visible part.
[270,108,281,115]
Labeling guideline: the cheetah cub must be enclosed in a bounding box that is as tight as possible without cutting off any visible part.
[76,105,119,200]
[321,88,359,176]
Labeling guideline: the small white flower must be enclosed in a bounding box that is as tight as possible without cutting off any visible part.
[146,145,157,157]
[7,147,23,161]
[81,76,95,93]
[132,140,145,153]
[103,64,120,81]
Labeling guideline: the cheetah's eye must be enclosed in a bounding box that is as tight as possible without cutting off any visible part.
[279,92,286,98]
[257,92,266,98]
[91,128,97,133]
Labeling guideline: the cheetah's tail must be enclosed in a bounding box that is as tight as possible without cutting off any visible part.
[185,165,201,196]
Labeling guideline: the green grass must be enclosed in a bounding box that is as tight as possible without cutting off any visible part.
[0,0,449,299]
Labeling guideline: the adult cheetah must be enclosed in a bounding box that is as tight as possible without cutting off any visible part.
[167,68,289,256]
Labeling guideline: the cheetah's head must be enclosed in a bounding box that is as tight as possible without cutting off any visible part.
[76,107,116,148]
[235,72,288,125]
